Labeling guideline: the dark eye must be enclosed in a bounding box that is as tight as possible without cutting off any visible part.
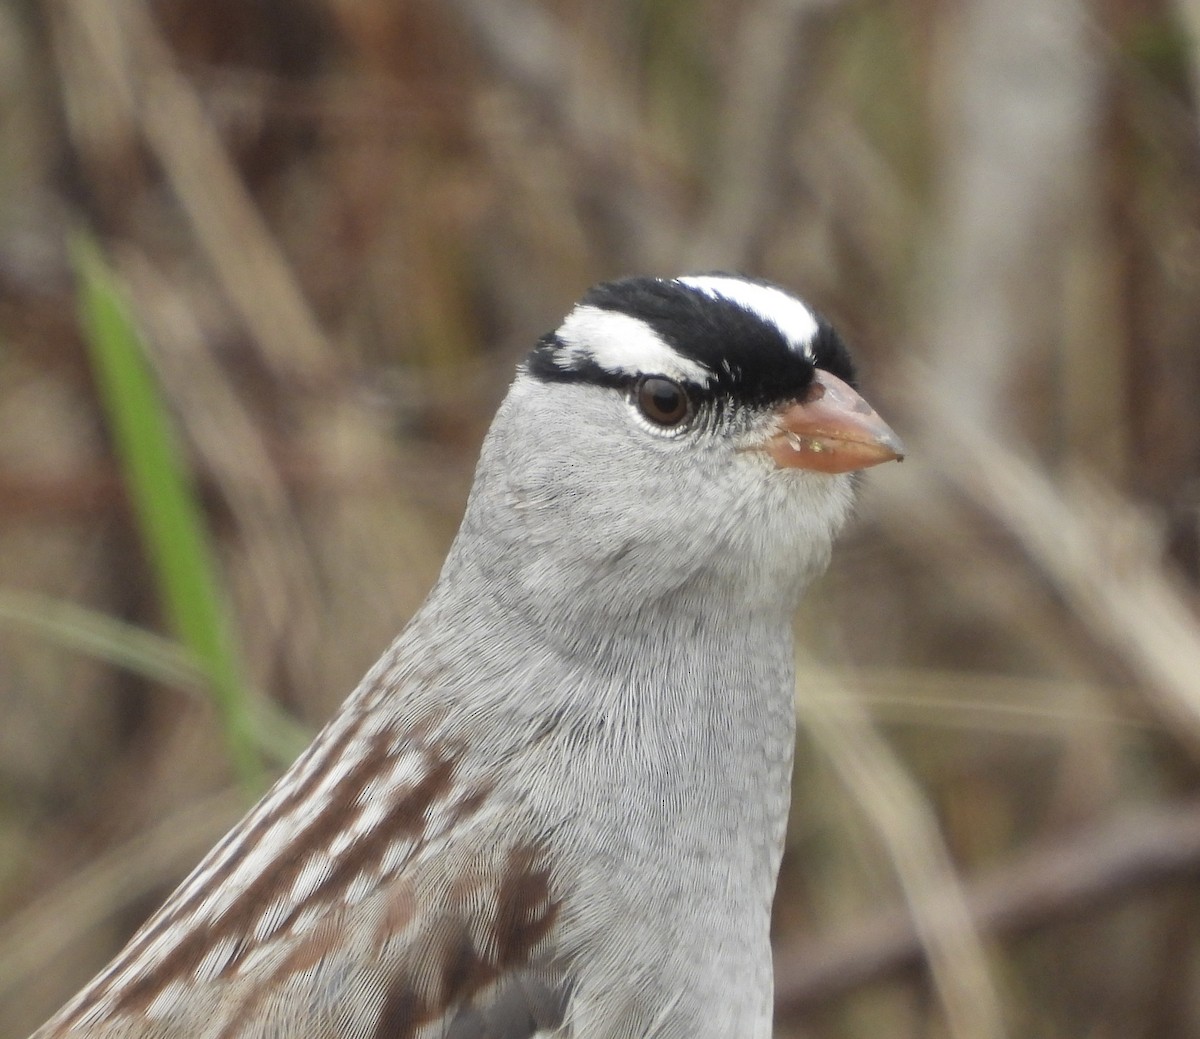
[635,377,690,427]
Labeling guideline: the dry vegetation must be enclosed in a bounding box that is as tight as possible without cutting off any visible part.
[2,0,1200,1036]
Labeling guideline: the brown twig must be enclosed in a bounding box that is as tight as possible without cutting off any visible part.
[794,656,1007,1039]
[682,0,845,272]
[58,0,333,384]
[441,0,677,272]
[775,798,1200,1016]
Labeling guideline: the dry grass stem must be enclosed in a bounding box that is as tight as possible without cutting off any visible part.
[794,656,1008,1039]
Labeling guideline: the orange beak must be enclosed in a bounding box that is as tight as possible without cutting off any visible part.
[761,370,904,474]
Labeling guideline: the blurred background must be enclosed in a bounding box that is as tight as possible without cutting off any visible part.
[2,0,1200,1035]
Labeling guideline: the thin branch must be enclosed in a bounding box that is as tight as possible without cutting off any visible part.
[442,0,677,271]
[59,0,333,384]
[775,797,1200,1015]
[683,0,845,270]
[794,657,1009,1039]
[892,397,1200,762]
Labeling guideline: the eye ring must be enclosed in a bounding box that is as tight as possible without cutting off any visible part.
[634,376,691,428]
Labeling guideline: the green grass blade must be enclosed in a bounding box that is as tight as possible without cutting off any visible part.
[0,588,203,691]
[0,589,310,765]
[72,234,264,786]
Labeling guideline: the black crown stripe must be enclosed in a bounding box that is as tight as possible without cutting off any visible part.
[522,276,857,408]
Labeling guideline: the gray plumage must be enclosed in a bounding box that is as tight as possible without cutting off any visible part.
[32,274,900,1039]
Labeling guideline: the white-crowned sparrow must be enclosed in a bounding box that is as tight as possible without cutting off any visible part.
[33,274,902,1039]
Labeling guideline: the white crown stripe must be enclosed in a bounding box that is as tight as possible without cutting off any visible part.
[557,306,712,383]
[676,276,819,360]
